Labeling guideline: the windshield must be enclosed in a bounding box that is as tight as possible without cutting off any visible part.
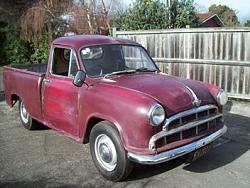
[80,45,158,77]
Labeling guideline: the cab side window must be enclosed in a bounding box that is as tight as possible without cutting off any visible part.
[52,47,78,77]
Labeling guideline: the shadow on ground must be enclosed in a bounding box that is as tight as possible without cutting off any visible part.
[127,156,186,181]
[0,91,4,102]
[183,111,250,173]
[32,123,51,130]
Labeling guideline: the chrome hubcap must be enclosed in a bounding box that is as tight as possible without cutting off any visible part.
[94,134,117,171]
[99,143,112,163]
[20,102,29,124]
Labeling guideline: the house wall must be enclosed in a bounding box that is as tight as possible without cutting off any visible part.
[202,19,222,27]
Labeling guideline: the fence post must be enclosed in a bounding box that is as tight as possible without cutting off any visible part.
[112,27,117,37]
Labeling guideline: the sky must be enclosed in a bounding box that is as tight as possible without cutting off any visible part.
[125,0,250,24]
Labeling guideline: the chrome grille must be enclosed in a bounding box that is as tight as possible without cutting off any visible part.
[149,105,223,150]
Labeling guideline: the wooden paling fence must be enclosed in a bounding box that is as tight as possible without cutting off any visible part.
[114,28,250,100]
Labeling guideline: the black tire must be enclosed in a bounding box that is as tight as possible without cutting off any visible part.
[18,100,39,130]
[89,121,133,181]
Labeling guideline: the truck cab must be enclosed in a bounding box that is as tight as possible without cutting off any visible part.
[3,35,227,181]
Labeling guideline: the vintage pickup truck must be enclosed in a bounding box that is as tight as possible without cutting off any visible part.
[3,35,227,181]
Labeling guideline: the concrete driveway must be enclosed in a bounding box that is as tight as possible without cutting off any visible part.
[0,100,250,188]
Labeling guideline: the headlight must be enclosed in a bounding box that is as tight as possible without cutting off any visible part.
[149,104,165,126]
[217,89,228,106]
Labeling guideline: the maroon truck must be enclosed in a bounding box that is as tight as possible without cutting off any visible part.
[3,35,227,181]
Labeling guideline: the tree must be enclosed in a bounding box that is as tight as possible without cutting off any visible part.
[20,0,120,42]
[1,22,29,65]
[114,0,197,31]
[20,0,73,44]
[209,4,240,27]
[0,2,30,65]
[244,20,250,27]
[99,0,121,33]
[19,0,74,64]
[18,0,121,64]
[67,0,121,35]
[115,0,169,30]
[170,0,197,28]
[0,0,31,20]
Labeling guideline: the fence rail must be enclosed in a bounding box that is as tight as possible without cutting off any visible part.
[115,28,250,99]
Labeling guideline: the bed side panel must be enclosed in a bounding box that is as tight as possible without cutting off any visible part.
[3,67,44,122]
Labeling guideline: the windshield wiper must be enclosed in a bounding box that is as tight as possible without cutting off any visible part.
[135,67,157,72]
[103,68,158,78]
[104,69,136,78]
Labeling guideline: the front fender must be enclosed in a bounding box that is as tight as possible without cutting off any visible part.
[78,83,159,155]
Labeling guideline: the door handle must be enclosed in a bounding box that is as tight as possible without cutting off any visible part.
[43,78,50,83]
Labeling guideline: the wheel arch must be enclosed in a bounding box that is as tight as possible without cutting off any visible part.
[10,93,20,107]
[83,115,125,147]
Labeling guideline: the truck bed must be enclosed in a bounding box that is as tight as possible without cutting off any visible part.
[3,64,47,123]
[9,64,47,73]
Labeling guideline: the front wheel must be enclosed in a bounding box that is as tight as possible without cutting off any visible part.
[19,100,39,130]
[89,121,133,181]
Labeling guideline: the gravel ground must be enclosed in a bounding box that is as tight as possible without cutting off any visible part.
[0,100,250,188]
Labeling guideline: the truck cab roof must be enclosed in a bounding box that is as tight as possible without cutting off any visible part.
[52,35,140,49]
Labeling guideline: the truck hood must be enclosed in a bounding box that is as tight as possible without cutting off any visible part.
[98,73,217,115]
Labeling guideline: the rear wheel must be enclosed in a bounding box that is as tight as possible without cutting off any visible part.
[89,121,133,181]
[19,100,39,130]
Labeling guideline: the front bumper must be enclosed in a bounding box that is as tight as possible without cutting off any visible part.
[127,125,227,165]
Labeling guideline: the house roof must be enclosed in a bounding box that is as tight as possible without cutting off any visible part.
[196,12,224,26]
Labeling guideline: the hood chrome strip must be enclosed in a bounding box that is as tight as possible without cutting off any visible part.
[185,86,201,107]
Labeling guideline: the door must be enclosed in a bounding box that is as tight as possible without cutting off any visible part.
[42,47,82,138]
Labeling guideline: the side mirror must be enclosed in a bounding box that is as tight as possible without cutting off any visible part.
[73,70,86,87]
